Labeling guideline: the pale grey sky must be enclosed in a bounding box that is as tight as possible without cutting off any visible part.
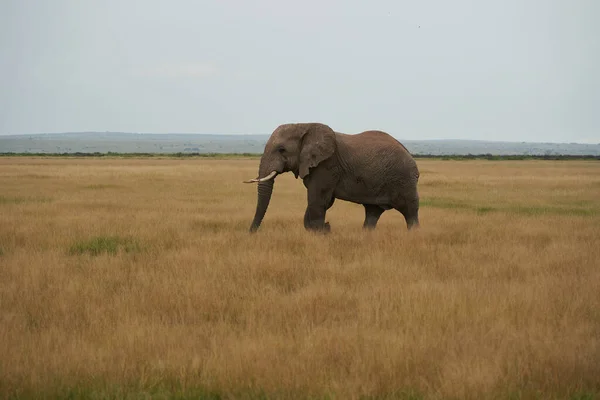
[1,0,598,143]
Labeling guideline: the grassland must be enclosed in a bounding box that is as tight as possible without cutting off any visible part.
[0,157,599,399]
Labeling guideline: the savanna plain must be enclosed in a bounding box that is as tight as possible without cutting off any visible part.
[1,156,599,400]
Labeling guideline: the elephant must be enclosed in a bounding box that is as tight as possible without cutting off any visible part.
[244,122,420,233]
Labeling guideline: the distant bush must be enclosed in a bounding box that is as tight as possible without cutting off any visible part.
[69,236,140,256]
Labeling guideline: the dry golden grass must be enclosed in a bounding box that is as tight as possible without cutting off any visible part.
[0,157,599,399]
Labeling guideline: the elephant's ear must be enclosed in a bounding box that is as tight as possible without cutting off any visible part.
[299,123,336,179]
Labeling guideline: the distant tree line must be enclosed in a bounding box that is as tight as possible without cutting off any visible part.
[413,153,600,161]
[0,152,598,160]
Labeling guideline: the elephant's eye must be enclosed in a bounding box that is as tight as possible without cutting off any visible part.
[277,146,285,154]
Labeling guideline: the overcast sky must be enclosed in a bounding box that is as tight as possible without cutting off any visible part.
[1,0,598,143]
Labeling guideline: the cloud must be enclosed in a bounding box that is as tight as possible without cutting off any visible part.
[137,62,218,79]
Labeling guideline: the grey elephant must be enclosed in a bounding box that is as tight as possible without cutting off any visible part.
[244,122,420,233]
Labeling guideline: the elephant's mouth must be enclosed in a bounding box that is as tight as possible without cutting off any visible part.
[243,170,278,184]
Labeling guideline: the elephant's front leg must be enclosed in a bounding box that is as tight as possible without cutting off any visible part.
[303,207,330,232]
[303,185,334,233]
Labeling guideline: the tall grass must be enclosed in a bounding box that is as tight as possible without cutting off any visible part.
[0,157,599,399]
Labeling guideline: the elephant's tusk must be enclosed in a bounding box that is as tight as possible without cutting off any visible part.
[243,170,277,183]
[258,171,278,182]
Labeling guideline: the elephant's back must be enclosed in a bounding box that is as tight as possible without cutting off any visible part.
[344,130,411,151]
[334,131,419,206]
[337,130,416,166]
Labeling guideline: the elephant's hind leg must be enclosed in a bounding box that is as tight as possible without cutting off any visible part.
[393,200,419,230]
[363,204,385,229]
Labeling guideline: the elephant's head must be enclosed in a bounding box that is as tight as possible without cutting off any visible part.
[244,123,336,232]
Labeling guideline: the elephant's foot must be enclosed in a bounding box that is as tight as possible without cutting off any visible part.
[405,216,420,230]
[305,221,331,234]
[407,221,420,230]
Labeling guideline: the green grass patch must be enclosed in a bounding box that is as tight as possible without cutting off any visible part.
[4,385,428,400]
[419,197,473,210]
[69,235,141,256]
[569,393,599,400]
[508,205,599,217]
[83,183,123,190]
[421,197,599,217]
[8,385,597,400]
[476,206,497,214]
[0,195,52,205]
[21,173,53,179]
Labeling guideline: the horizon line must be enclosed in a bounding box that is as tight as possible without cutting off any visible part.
[0,131,598,145]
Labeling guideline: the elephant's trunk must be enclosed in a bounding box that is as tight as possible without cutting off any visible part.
[249,180,274,232]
